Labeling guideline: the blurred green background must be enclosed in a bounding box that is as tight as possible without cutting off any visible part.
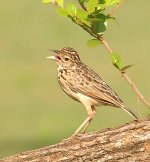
[0,0,150,158]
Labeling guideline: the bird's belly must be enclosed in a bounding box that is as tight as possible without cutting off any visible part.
[67,89,100,106]
[76,92,100,106]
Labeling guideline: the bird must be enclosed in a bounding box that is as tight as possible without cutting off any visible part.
[46,47,138,137]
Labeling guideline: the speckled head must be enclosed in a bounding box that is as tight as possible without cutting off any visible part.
[47,47,81,68]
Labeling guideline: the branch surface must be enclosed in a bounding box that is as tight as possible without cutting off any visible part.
[1,119,150,162]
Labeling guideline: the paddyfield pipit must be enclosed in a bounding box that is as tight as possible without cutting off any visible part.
[47,47,138,136]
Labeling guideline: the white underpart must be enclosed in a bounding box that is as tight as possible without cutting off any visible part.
[69,90,100,110]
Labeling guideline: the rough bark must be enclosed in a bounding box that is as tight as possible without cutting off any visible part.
[1,119,150,162]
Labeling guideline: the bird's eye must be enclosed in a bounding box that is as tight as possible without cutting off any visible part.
[64,57,70,61]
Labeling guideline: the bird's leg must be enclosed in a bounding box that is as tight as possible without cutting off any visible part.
[71,116,91,138]
[81,106,96,134]
[70,105,96,138]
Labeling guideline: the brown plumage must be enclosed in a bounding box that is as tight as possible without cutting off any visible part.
[47,47,138,137]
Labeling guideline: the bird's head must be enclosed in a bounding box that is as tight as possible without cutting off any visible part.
[46,47,81,68]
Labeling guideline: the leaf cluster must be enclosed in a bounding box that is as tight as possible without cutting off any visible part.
[42,0,132,71]
[42,0,120,35]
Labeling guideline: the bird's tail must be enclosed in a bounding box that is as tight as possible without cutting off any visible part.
[121,106,138,120]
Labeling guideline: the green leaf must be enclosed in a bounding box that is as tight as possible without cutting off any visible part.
[121,65,133,72]
[42,0,63,6]
[88,13,107,22]
[67,3,77,17]
[56,7,68,17]
[99,0,106,4]
[87,0,98,13]
[42,0,53,4]
[76,9,88,24]
[89,13,107,34]
[77,9,88,20]
[42,0,64,7]
[56,0,64,7]
[87,39,101,48]
[111,52,122,69]
[91,20,107,34]
[105,0,121,6]
[107,15,115,20]
[97,0,120,9]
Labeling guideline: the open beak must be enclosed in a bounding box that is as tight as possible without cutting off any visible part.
[46,49,61,61]
[46,56,57,60]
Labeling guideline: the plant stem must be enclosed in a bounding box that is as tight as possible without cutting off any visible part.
[108,0,128,16]
[77,0,87,11]
[98,35,113,53]
[98,35,150,110]
[70,1,150,111]
[122,72,150,109]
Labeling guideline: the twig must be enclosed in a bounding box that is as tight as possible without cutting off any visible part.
[122,72,150,109]
[98,35,113,53]
[108,0,128,16]
[137,96,142,118]
[68,0,150,111]
[98,35,150,110]
[77,0,87,11]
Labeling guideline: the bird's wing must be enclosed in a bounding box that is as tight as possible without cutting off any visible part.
[67,65,124,108]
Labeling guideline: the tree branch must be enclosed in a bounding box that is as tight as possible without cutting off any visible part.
[1,119,150,162]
